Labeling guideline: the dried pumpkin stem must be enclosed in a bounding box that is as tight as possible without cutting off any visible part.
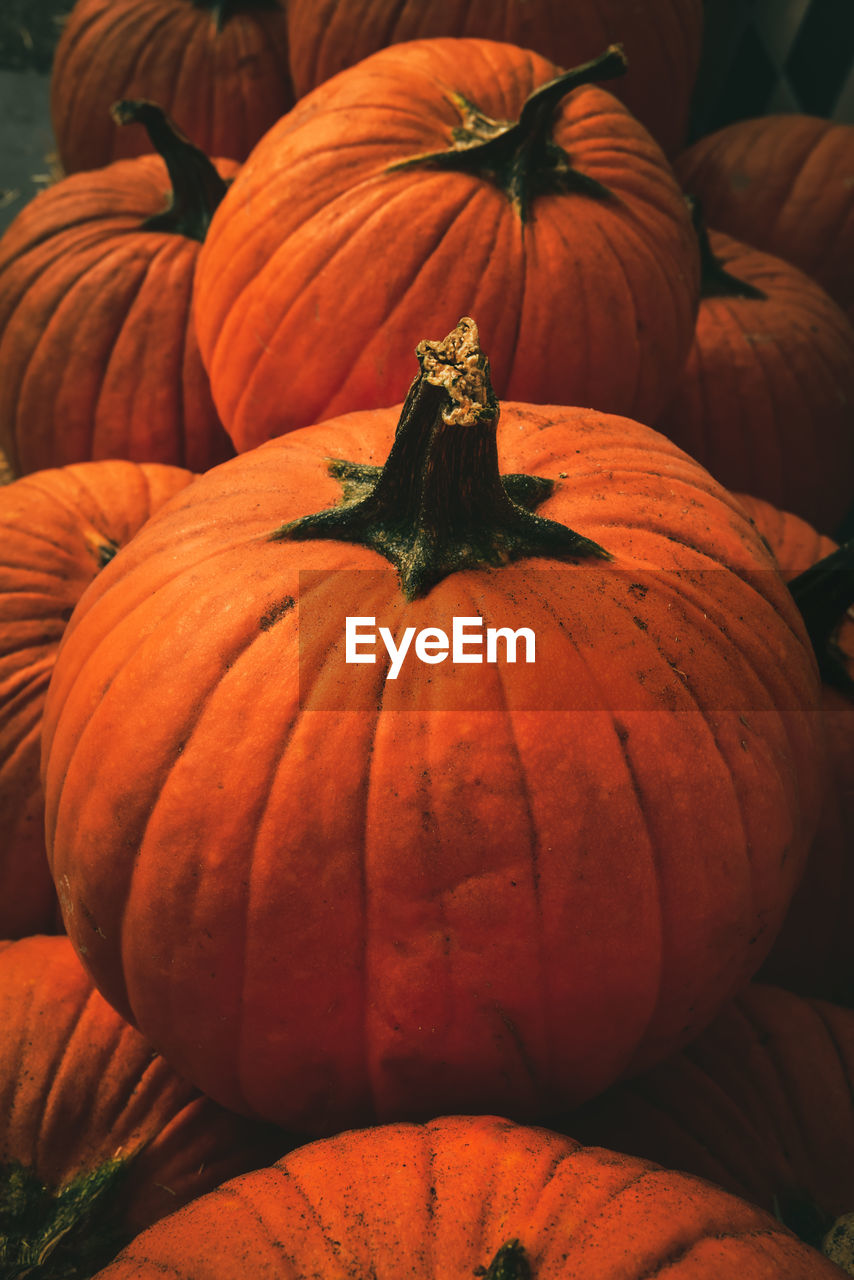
[823,1212,854,1275]
[110,100,229,242]
[389,45,627,220]
[788,539,854,693]
[271,317,610,600]
[688,196,766,301]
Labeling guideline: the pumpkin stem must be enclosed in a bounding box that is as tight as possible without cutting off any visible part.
[110,100,229,242]
[270,317,611,600]
[191,0,281,30]
[475,1239,532,1279]
[687,197,766,301]
[82,527,120,570]
[388,45,627,220]
[0,1156,136,1279]
[823,1212,854,1276]
[788,539,854,694]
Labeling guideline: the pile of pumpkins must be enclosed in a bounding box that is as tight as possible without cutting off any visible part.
[1,0,853,1276]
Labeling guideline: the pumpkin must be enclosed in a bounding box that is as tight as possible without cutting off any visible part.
[0,458,195,940]
[40,319,825,1134]
[194,39,700,451]
[51,0,292,174]
[0,935,287,1279]
[675,115,854,326]
[0,102,236,476]
[285,0,703,159]
[563,983,854,1273]
[652,222,854,535]
[735,494,854,1006]
[91,1115,845,1278]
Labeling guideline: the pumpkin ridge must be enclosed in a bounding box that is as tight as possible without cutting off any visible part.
[66,7,178,155]
[45,542,266,891]
[312,181,489,423]
[1,664,53,732]
[17,243,157,471]
[486,607,550,1076]
[634,1224,787,1279]
[86,245,177,462]
[223,173,482,432]
[722,991,815,1185]
[1,241,139,471]
[107,590,289,919]
[0,692,44,778]
[34,984,107,1160]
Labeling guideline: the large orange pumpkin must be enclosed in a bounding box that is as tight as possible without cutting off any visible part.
[51,0,292,173]
[653,225,854,535]
[285,0,704,158]
[564,983,854,1271]
[0,936,286,1278]
[0,459,195,939]
[194,39,700,451]
[41,320,825,1133]
[0,102,236,476]
[92,1115,845,1278]
[675,115,854,326]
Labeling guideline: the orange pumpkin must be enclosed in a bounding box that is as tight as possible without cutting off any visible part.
[285,0,704,158]
[51,0,292,173]
[653,225,854,534]
[564,983,854,1271]
[0,936,286,1278]
[92,1115,844,1278]
[0,102,236,475]
[194,40,700,450]
[41,320,824,1133]
[676,115,854,326]
[736,493,854,1006]
[0,459,195,939]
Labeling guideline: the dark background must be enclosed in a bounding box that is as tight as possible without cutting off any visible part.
[0,0,852,235]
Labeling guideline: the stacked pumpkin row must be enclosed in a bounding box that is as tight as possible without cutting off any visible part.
[1,0,853,1276]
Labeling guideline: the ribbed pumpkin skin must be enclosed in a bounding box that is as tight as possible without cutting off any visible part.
[0,936,285,1238]
[51,0,292,174]
[0,460,195,939]
[566,984,854,1234]
[41,400,824,1133]
[653,231,854,534]
[736,494,854,1006]
[94,1115,844,1279]
[676,116,854,326]
[0,155,237,476]
[285,0,703,159]
[194,39,700,451]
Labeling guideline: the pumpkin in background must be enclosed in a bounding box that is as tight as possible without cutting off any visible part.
[51,0,292,174]
[0,102,236,476]
[285,0,703,159]
[562,984,854,1274]
[676,115,854,325]
[652,223,854,535]
[735,493,854,1007]
[0,936,288,1279]
[0,459,195,940]
[194,39,700,451]
[41,319,824,1134]
[92,1114,845,1279]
